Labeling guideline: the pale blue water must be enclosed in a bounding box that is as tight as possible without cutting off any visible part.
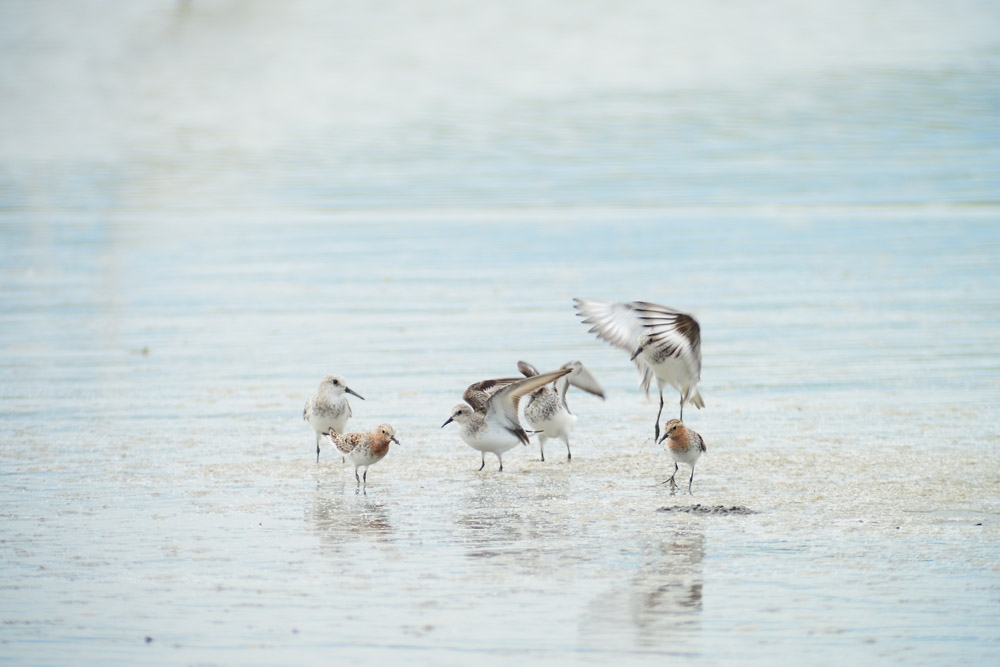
[2,1,1000,665]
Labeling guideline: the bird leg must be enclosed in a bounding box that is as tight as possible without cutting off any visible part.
[479,453,485,471]
[687,468,695,495]
[316,434,321,464]
[654,391,665,442]
[679,394,684,422]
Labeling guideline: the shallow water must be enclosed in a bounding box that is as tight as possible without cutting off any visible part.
[2,1,1000,665]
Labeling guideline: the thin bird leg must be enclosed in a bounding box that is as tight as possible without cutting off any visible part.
[316,434,321,464]
[498,454,503,472]
[659,463,680,487]
[565,438,572,461]
[679,394,684,422]
[363,469,368,485]
[654,391,665,442]
[540,437,546,462]
[479,453,485,471]
[354,468,360,484]
[688,467,695,495]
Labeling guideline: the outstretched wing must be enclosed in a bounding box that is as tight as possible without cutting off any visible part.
[486,368,572,443]
[564,360,605,399]
[574,298,655,392]
[631,301,701,369]
[462,377,522,413]
[574,298,700,394]
[574,298,645,354]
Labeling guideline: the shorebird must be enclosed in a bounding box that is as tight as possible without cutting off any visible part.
[659,419,706,494]
[517,360,605,461]
[574,298,704,441]
[304,374,365,463]
[323,424,399,486]
[442,367,572,471]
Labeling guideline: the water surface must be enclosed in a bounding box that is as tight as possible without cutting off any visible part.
[2,1,999,665]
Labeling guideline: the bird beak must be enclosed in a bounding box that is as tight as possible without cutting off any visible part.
[346,387,365,400]
[391,436,400,445]
[630,346,644,361]
[441,417,453,428]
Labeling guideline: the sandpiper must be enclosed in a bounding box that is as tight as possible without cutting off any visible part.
[442,367,572,471]
[659,419,706,494]
[574,298,704,441]
[323,424,400,486]
[304,374,365,463]
[518,360,604,461]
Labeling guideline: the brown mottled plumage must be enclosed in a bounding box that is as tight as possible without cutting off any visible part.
[323,424,399,485]
[658,419,706,494]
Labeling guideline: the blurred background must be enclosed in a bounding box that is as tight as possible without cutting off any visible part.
[1,0,997,212]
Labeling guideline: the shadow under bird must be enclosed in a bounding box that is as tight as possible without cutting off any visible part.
[518,360,605,461]
[574,298,704,442]
[322,424,400,486]
[442,367,572,471]
[304,374,365,463]
[659,419,706,494]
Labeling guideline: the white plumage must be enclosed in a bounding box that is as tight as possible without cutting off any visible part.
[442,367,572,471]
[518,360,604,462]
[574,298,704,441]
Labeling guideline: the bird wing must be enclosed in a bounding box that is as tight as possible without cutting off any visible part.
[574,299,701,394]
[574,298,645,354]
[462,377,523,413]
[516,360,539,378]
[574,298,655,392]
[486,368,572,442]
[566,361,605,399]
[630,301,701,369]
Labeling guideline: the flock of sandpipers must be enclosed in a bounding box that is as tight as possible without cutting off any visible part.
[304,298,708,493]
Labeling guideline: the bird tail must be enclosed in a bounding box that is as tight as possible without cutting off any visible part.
[687,388,705,410]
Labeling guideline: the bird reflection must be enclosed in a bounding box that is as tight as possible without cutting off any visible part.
[581,527,705,652]
[306,486,393,555]
[629,530,704,645]
[457,475,579,573]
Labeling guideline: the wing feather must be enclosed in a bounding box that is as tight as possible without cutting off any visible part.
[574,298,702,395]
[485,368,572,443]
[462,377,521,412]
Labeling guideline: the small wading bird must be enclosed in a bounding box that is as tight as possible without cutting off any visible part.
[659,419,706,494]
[574,298,704,442]
[304,374,365,463]
[323,424,400,486]
[517,360,605,462]
[442,367,572,471]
